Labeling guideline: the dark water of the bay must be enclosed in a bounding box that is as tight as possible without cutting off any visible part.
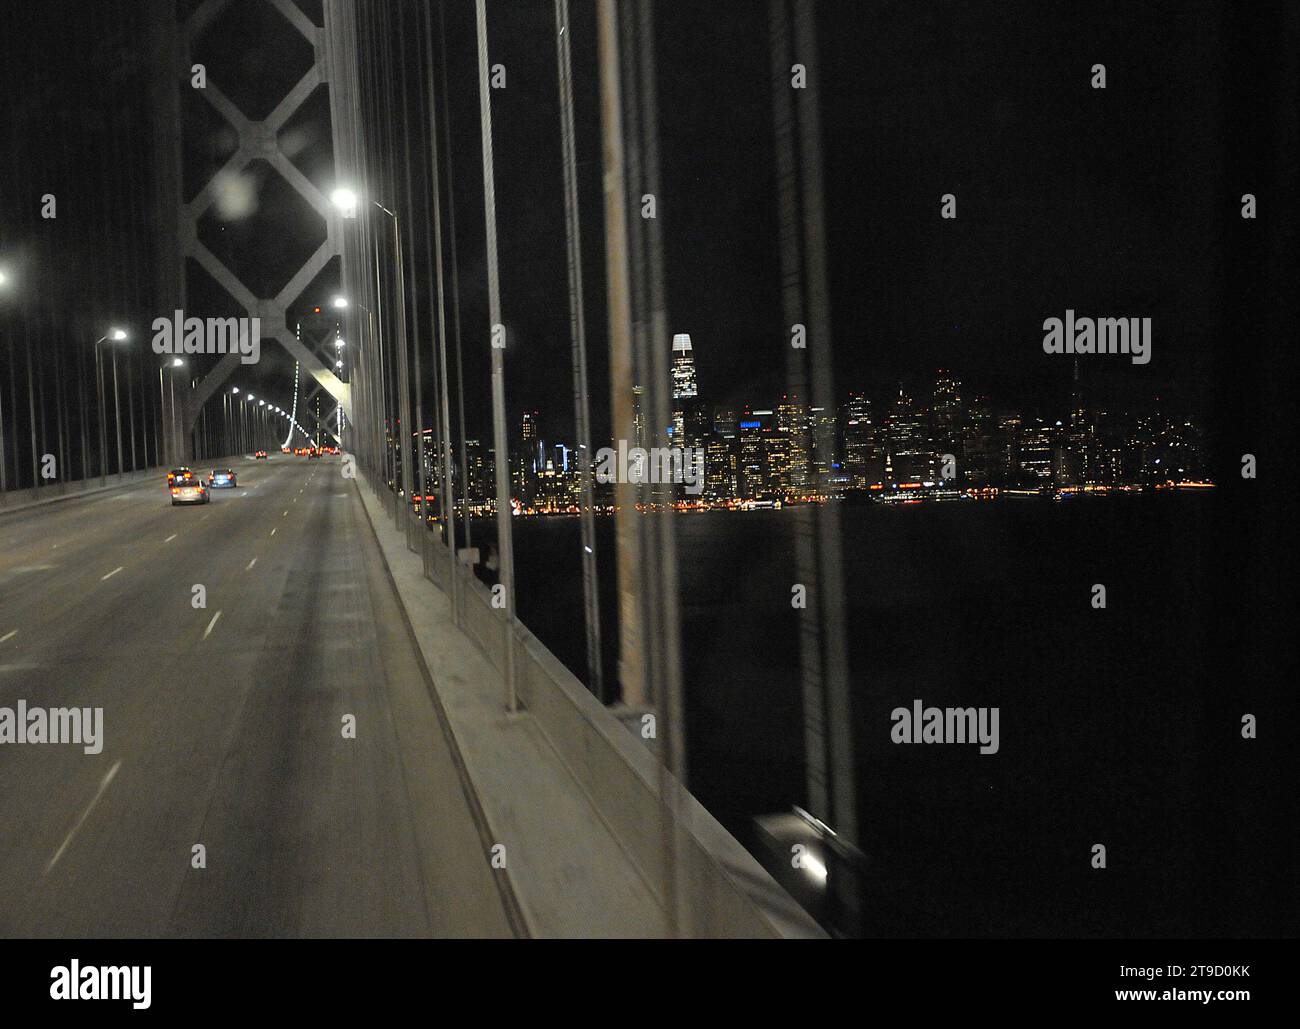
[482,490,1285,937]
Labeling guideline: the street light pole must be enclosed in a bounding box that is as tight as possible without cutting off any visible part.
[93,329,128,480]
[374,201,414,537]
[95,341,108,483]
[111,346,124,475]
[333,189,413,532]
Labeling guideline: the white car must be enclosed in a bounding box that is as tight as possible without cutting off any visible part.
[170,481,210,506]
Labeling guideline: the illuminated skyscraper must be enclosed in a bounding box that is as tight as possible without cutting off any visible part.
[671,333,699,402]
[776,395,810,494]
[932,369,963,432]
[738,408,772,499]
[886,388,935,484]
[516,410,542,500]
[811,405,838,488]
[632,385,645,449]
[671,333,700,443]
[842,393,885,488]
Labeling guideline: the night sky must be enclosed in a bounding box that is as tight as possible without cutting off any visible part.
[437,0,1292,445]
[2,0,1295,452]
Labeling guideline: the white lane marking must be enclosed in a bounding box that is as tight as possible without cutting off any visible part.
[164,534,178,543]
[246,558,257,570]
[203,611,222,639]
[282,510,288,517]
[241,491,248,497]
[1,630,17,644]
[200,514,210,522]
[45,760,122,874]
[100,566,123,581]
[292,498,297,503]
[270,528,277,536]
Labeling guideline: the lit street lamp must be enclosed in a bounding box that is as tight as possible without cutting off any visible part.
[332,185,412,528]
[330,188,358,219]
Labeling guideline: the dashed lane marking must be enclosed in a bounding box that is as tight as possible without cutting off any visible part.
[45,761,122,874]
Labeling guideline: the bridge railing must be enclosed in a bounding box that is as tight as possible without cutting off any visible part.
[360,469,822,938]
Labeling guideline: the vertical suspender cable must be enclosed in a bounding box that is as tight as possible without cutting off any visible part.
[475,0,518,710]
[633,0,690,936]
[377,3,415,541]
[395,1,431,546]
[420,0,460,623]
[633,0,687,786]
[792,0,857,847]
[554,0,604,700]
[769,0,829,824]
[438,3,473,553]
[596,0,648,713]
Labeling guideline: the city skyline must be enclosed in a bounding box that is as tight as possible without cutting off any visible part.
[396,333,1211,517]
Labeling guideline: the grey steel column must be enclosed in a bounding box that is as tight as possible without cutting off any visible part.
[476,0,518,710]
[596,0,647,710]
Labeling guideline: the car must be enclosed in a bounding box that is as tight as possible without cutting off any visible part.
[255,450,268,460]
[208,468,237,488]
[170,481,210,506]
[281,446,291,454]
[167,467,194,485]
[307,447,321,459]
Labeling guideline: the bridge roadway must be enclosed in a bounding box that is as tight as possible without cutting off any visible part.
[0,455,515,937]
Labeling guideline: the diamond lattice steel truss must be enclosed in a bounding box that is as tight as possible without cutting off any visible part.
[159,0,350,459]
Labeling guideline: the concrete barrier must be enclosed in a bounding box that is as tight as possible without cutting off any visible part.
[0,467,165,516]
[0,456,254,517]
[386,481,822,938]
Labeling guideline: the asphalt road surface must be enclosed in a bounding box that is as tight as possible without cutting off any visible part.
[0,455,514,937]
